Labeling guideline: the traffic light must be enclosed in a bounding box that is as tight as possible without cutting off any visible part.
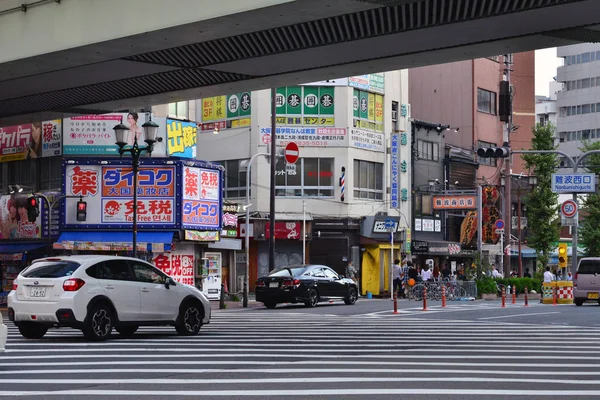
[26,196,39,223]
[558,243,568,269]
[476,146,510,158]
[76,199,87,221]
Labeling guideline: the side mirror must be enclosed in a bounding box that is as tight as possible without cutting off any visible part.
[338,274,345,279]
[165,277,177,289]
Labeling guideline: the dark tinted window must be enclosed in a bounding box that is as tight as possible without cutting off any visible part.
[95,260,133,281]
[269,267,307,277]
[131,262,166,284]
[577,260,600,274]
[323,268,338,279]
[22,261,80,278]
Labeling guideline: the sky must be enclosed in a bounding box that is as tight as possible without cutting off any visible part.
[535,48,562,97]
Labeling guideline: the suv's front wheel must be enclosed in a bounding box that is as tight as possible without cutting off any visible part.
[83,304,114,341]
[17,322,48,339]
[176,302,203,336]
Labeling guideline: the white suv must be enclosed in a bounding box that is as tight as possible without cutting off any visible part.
[7,255,211,341]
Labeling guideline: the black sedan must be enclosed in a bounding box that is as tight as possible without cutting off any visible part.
[255,265,358,309]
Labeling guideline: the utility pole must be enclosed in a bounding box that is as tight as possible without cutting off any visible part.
[502,54,513,276]
[269,88,277,272]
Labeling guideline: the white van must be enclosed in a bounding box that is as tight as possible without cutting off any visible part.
[574,257,600,306]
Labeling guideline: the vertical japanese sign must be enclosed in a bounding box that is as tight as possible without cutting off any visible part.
[200,93,251,131]
[181,166,222,230]
[63,113,149,155]
[42,120,62,157]
[275,86,335,126]
[153,247,195,286]
[63,162,176,227]
[390,133,400,209]
[166,119,197,159]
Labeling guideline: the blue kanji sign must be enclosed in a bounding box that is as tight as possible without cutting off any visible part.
[551,173,595,193]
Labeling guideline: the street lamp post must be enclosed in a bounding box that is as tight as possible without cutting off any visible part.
[114,118,160,259]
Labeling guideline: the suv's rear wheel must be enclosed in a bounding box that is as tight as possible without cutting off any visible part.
[17,322,48,339]
[115,325,138,337]
[83,304,114,341]
[176,302,203,336]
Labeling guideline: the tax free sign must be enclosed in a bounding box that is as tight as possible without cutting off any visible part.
[551,173,596,194]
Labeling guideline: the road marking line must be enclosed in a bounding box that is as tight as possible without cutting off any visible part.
[479,312,561,320]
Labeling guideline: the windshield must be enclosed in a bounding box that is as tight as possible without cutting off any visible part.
[268,267,307,277]
[22,261,80,278]
[577,260,600,274]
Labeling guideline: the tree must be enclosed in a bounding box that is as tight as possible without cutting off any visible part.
[578,141,600,256]
[521,123,560,268]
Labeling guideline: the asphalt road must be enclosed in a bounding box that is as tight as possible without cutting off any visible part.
[2,298,600,399]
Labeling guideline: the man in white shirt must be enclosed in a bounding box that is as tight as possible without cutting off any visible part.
[492,268,503,278]
[421,266,432,281]
[392,259,402,297]
[543,266,554,283]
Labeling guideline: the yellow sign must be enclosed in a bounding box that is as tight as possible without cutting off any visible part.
[231,118,251,128]
[375,94,383,125]
[357,119,384,132]
[368,93,375,122]
[202,96,226,122]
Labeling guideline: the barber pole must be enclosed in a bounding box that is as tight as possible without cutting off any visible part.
[340,166,346,202]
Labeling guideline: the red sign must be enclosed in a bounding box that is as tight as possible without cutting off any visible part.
[153,252,195,286]
[561,200,578,218]
[285,142,299,164]
[265,221,301,240]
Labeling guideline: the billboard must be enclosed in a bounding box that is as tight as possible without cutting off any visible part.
[199,92,251,132]
[275,86,335,127]
[63,161,176,229]
[349,73,385,94]
[0,120,62,162]
[181,166,222,230]
[152,246,195,286]
[0,194,43,239]
[166,119,197,158]
[259,127,346,148]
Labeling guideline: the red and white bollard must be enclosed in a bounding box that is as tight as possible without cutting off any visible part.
[441,285,447,308]
[422,286,428,311]
[553,285,558,306]
[512,285,517,304]
[524,286,529,307]
[501,286,506,308]
[392,293,399,314]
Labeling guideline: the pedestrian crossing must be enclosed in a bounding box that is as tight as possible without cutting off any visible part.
[2,309,600,398]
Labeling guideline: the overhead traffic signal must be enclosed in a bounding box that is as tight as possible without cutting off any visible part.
[76,199,87,221]
[558,243,568,268]
[477,146,510,158]
[26,196,39,223]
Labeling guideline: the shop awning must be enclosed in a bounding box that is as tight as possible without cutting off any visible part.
[510,245,537,259]
[55,231,176,253]
[0,242,47,254]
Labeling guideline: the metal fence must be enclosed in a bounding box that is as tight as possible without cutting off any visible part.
[458,281,478,298]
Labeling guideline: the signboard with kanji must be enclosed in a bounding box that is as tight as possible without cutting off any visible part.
[153,244,195,286]
[433,195,477,210]
[552,173,596,193]
[61,158,223,231]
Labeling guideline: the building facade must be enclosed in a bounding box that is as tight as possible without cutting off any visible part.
[409,53,535,275]
[196,72,412,296]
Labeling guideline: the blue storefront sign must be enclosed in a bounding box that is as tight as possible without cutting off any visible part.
[390,132,400,208]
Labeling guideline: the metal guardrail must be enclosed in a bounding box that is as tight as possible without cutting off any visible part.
[458,281,478,298]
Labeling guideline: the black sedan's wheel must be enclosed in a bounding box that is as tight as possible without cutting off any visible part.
[575,299,584,306]
[176,302,203,336]
[344,287,358,305]
[17,322,48,339]
[264,301,277,309]
[305,289,319,308]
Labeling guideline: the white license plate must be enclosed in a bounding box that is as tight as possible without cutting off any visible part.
[30,287,46,298]
[269,282,279,288]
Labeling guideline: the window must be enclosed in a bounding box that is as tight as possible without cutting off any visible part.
[477,141,497,167]
[583,130,591,140]
[215,159,248,199]
[582,78,591,89]
[38,157,62,190]
[583,104,591,114]
[353,159,384,200]
[168,101,189,119]
[477,88,496,115]
[417,140,440,161]
[582,52,591,63]
[131,262,166,284]
[559,132,566,143]
[275,158,334,198]
[8,159,34,189]
[24,261,80,278]
[539,116,546,126]
[92,260,133,281]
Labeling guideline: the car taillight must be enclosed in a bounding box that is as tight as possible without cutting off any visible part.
[63,278,85,292]
[256,280,265,287]
[574,272,578,284]
[283,279,300,287]
[12,282,17,290]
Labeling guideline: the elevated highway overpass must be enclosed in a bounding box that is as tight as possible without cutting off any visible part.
[1,0,599,124]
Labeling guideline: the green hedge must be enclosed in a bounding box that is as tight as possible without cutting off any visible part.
[476,277,542,295]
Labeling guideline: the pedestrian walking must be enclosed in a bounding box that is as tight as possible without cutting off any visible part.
[401,260,411,298]
[392,259,402,297]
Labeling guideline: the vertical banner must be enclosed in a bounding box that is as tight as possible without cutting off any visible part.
[303,86,319,116]
[359,91,369,120]
[367,93,376,122]
[375,94,384,126]
[202,98,216,122]
[181,166,222,230]
[318,87,335,116]
[275,87,287,114]
[166,119,197,159]
[287,86,303,115]
[353,89,360,118]
[390,133,400,209]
